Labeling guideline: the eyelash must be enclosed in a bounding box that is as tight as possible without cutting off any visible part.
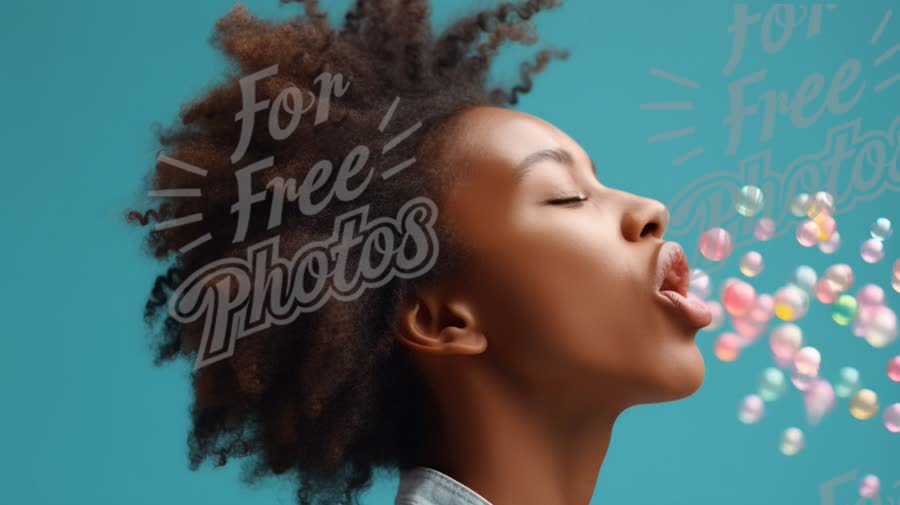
[545,193,589,205]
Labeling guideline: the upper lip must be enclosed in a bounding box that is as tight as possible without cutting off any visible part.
[655,241,690,298]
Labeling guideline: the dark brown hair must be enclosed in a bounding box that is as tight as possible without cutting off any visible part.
[127,1,568,503]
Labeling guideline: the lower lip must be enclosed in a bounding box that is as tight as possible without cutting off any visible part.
[656,290,713,329]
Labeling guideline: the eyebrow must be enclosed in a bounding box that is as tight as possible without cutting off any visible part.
[514,147,597,181]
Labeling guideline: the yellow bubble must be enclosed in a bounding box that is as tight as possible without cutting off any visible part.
[775,304,794,320]
[849,388,879,420]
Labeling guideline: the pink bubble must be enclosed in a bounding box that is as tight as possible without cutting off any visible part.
[856,284,885,308]
[773,354,793,368]
[815,278,841,304]
[770,324,803,364]
[791,348,821,391]
[807,191,835,218]
[791,367,817,391]
[700,227,734,261]
[715,333,743,362]
[884,404,900,433]
[887,357,900,382]
[793,346,821,375]
[722,280,757,317]
[795,220,820,247]
[860,238,885,264]
[803,378,835,426]
[853,305,879,337]
[720,277,739,296]
[818,231,841,254]
[864,305,898,348]
[733,315,766,343]
[894,259,900,278]
[813,212,836,240]
[738,394,765,424]
[705,300,725,331]
[749,294,774,322]
[774,285,809,321]
[754,218,776,241]
[824,264,854,292]
[860,475,881,499]
[688,269,712,299]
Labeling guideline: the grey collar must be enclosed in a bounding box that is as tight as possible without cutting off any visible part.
[395,466,494,505]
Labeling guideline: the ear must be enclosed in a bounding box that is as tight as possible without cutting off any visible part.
[397,286,487,356]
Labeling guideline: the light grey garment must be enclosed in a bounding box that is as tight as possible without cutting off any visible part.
[394,466,494,505]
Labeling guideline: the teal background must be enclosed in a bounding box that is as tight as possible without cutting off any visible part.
[0,1,897,504]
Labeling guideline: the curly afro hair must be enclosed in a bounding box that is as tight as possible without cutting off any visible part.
[126,0,568,503]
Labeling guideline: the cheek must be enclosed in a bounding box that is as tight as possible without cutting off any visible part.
[472,228,654,381]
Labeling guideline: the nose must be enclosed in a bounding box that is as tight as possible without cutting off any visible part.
[619,191,669,242]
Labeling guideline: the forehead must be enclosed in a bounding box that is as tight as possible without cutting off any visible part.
[443,106,579,172]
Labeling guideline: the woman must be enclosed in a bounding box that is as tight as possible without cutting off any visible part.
[127,1,712,504]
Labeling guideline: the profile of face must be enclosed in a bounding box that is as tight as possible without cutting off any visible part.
[399,105,713,417]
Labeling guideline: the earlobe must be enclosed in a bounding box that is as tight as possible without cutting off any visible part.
[397,291,487,356]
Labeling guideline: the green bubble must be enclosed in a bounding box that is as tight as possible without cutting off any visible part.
[831,294,859,326]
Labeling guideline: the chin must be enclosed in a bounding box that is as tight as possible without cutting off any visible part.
[669,346,706,400]
[639,345,706,405]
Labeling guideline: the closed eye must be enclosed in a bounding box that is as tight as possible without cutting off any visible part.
[544,194,589,206]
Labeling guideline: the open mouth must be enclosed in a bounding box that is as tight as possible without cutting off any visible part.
[656,243,690,298]
[655,242,711,329]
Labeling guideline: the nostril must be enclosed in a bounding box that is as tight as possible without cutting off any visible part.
[640,222,659,238]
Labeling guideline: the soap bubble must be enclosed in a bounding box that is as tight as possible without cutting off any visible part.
[699,227,734,261]
[815,278,841,304]
[754,218,775,241]
[736,185,765,216]
[758,367,787,401]
[859,475,881,499]
[856,284,885,308]
[860,238,885,263]
[823,264,854,292]
[887,357,900,382]
[818,231,841,254]
[870,217,892,241]
[688,269,711,299]
[884,404,900,433]
[738,394,765,423]
[770,324,803,366]
[894,259,900,278]
[849,388,879,420]
[795,220,820,247]
[779,427,804,456]
[813,212,836,240]
[790,193,811,217]
[722,280,757,317]
[835,367,861,398]
[715,333,743,362]
[749,294,774,322]
[739,251,764,277]
[733,316,766,343]
[832,295,859,326]
[863,305,897,348]
[790,266,817,293]
[804,379,835,426]
[806,191,835,218]
[794,347,822,372]
[791,346,821,391]
[893,276,900,294]
[774,285,809,321]
[704,301,725,331]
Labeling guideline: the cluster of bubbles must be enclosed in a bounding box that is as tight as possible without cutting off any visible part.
[689,185,899,455]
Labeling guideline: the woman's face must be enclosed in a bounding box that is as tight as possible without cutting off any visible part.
[417,105,712,412]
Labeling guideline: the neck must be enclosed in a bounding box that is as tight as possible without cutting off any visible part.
[417,356,622,505]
